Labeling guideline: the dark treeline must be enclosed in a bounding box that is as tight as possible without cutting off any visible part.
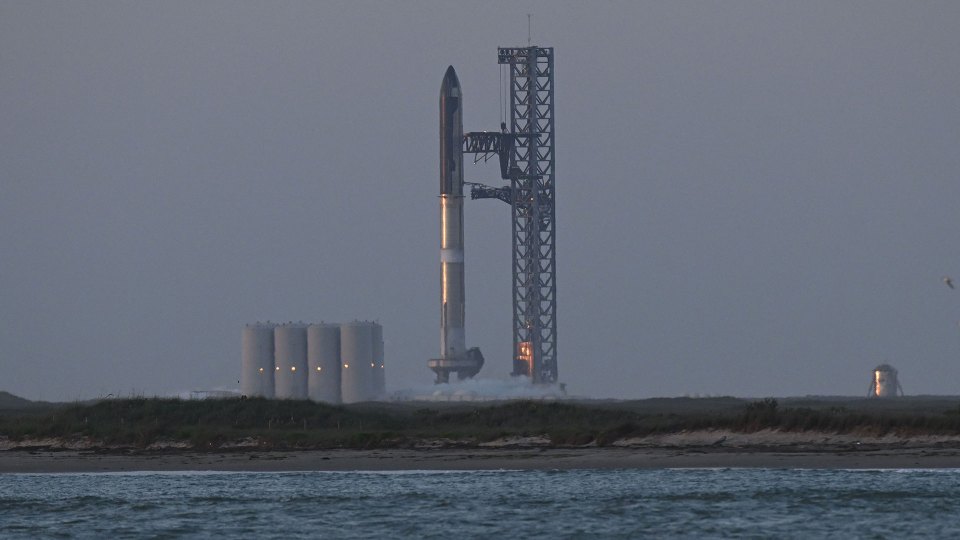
[3,396,960,449]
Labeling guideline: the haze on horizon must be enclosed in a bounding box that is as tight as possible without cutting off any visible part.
[2,1,959,401]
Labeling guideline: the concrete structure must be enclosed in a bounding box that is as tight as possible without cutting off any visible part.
[307,323,341,403]
[240,323,275,398]
[341,321,376,403]
[869,364,904,398]
[274,323,308,399]
[427,66,484,383]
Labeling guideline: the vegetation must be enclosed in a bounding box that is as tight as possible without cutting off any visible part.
[2,394,960,450]
[0,391,52,411]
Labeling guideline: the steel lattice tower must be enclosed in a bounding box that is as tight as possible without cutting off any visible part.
[501,46,556,384]
[465,46,557,384]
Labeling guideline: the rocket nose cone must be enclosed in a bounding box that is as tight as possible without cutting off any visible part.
[441,65,460,95]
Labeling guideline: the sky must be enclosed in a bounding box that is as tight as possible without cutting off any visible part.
[2,1,959,401]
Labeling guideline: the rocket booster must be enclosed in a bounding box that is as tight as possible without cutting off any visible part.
[439,66,466,361]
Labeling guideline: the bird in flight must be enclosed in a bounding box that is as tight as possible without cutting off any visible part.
[944,276,955,289]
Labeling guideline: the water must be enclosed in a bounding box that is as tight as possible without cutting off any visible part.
[2,468,959,538]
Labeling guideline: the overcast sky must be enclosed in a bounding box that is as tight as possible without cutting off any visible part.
[2,1,959,400]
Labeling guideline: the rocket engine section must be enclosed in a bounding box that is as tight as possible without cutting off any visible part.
[427,66,484,383]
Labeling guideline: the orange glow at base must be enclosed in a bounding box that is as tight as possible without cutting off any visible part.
[517,341,533,375]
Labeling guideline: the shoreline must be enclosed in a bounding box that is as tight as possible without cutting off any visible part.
[4,446,960,473]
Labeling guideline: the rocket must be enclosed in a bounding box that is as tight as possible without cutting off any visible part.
[439,66,466,362]
[428,66,483,383]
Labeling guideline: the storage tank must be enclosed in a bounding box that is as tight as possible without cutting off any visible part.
[307,323,341,403]
[870,364,903,398]
[274,323,308,399]
[340,321,375,403]
[240,323,275,398]
[372,323,385,399]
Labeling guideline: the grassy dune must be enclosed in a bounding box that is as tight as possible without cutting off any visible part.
[3,395,960,450]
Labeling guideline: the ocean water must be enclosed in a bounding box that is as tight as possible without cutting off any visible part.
[2,468,959,538]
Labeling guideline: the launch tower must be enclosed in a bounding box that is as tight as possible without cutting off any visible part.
[468,47,558,384]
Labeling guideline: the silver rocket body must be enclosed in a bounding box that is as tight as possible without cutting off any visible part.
[428,66,483,383]
[440,66,465,360]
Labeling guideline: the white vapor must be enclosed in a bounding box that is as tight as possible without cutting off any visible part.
[390,377,568,402]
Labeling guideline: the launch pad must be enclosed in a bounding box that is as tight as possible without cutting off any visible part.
[429,47,558,385]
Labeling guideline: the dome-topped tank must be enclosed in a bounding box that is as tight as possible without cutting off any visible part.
[870,364,903,398]
[340,321,375,403]
[307,323,341,403]
[372,323,385,399]
[274,324,308,399]
[240,320,385,402]
[240,323,275,398]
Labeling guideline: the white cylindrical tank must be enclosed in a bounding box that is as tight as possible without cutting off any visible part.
[274,324,308,399]
[307,323,341,403]
[372,323,385,399]
[240,323,275,398]
[340,321,374,403]
[871,364,901,398]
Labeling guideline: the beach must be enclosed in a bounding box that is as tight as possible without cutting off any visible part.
[4,444,960,473]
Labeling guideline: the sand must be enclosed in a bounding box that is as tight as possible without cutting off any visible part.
[1,446,959,473]
[3,430,960,472]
